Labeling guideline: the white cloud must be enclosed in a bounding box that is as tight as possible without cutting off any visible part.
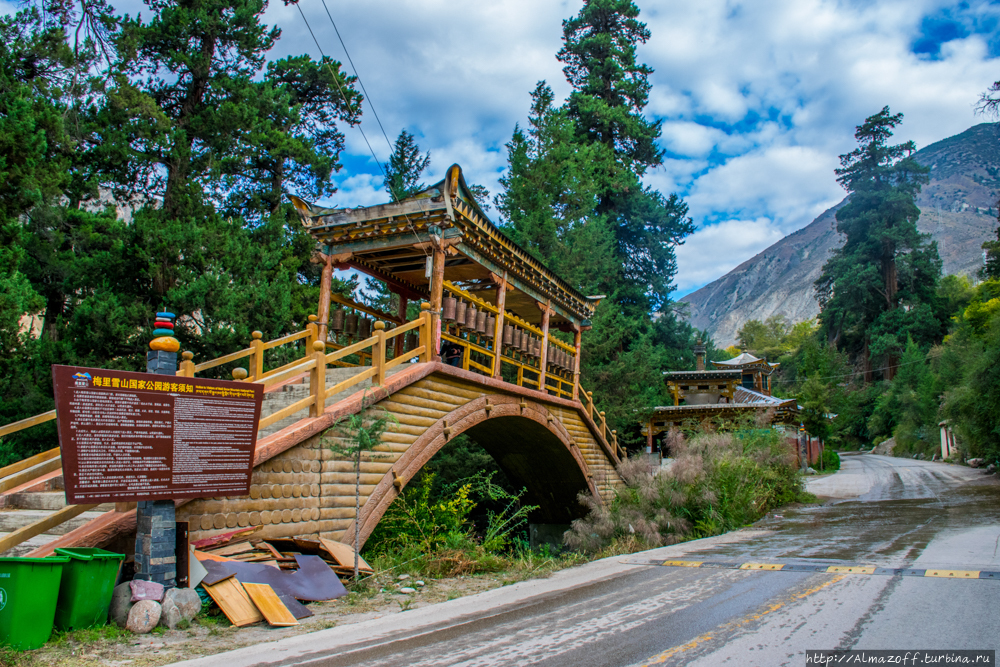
[674,218,787,293]
[7,0,999,294]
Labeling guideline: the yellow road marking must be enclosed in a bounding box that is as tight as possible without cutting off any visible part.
[740,563,785,571]
[826,565,876,574]
[662,560,703,567]
[925,569,979,578]
[641,575,846,665]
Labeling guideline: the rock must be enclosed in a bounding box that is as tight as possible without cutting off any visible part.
[872,437,896,456]
[805,467,817,475]
[158,597,182,630]
[415,581,425,587]
[986,464,997,474]
[968,458,984,468]
[398,587,416,594]
[110,582,135,628]
[130,579,165,603]
[163,588,201,622]
[126,600,162,634]
[397,574,410,581]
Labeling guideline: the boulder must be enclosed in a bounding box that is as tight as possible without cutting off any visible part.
[968,458,984,468]
[109,582,135,628]
[163,588,202,622]
[986,464,997,474]
[126,600,162,634]
[398,587,416,594]
[158,597,182,630]
[130,579,165,602]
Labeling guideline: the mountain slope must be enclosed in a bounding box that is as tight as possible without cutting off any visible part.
[680,123,1000,346]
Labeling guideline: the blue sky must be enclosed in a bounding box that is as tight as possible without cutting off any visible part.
[6,0,1000,297]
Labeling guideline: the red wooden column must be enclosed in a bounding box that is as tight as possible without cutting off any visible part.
[572,328,582,401]
[316,252,334,343]
[429,248,446,361]
[394,295,408,358]
[538,301,551,391]
[646,421,654,454]
[492,272,508,379]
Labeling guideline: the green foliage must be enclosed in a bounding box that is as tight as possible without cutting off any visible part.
[819,448,841,472]
[383,129,431,201]
[815,107,941,375]
[565,425,804,552]
[498,3,699,444]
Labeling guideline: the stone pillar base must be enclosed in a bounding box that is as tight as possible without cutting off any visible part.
[134,500,177,588]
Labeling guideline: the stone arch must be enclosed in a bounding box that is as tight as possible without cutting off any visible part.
[346,394,599,549]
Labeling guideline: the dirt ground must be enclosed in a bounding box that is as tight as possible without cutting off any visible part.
[2,568,550,667]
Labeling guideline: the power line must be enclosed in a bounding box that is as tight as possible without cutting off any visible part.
[293,1,430,262]
[318,0,395,154]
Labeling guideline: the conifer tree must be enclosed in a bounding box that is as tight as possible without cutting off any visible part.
[815,107,939,381]
[383,129,431,201]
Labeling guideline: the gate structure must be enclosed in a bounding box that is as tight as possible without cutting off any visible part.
[0,165,624,555]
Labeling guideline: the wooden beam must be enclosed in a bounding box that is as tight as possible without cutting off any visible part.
[0,410,56,440]
[316,252,334,342]
[330,293,403,325]
[0,445,59,480]
[538,300,551,383]
[342,259,427,301]
[0,503,99,555]
[394,295,408,357]
[492,272,508,379]
[572,329,582,401]
[0,456,62,494]
[429,248,446,361]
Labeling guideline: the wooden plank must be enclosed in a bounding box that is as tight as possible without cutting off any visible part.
[0,456,63,494]
[0,445,59,479]
[243,583,299,626]
[324,367,377,400]
[0,503,99,555]
[194,550,237,563]
[320,537,373,573]
[209,542,257,556]
[25,508,134,557]
[203,578,264,627]
[262,328,310,351]
[191,526,262,550]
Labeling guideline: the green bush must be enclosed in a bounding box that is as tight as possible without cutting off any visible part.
[819,448,841,471]
[564,425,804,552]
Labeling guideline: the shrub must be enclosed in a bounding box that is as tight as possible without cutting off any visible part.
[564,425,803,553]
[819,448,841,471]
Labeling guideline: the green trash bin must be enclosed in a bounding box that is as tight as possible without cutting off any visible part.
[0,555,70,650]
[52,548,125,631]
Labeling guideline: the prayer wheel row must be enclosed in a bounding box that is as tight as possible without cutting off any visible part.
[442,296,496,338]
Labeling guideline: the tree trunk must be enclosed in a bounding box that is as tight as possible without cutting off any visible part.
[354,447,360,581]
[863,337,873,384]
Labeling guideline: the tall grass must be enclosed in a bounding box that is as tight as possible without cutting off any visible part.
[565,424,805,553]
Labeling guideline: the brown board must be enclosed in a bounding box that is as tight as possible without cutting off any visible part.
[242,583,298,626]
[53,365,263,504]
[203,578,264,627]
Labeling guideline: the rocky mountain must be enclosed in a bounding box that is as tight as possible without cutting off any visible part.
[680,123,1000,346]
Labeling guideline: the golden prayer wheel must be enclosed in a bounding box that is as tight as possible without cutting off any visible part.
[485,315,496,338]
[518,330,529,353]
[358,317,371,339]
[476,310,488,334]
[331,309,345,333]
[442,296,457,322]
[503,324,514,346]
[455,300,467,326]
[466,305,478,331]
[533,338,541,358]
[345,312,359,336]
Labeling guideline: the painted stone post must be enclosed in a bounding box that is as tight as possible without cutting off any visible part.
[134,311,181,588]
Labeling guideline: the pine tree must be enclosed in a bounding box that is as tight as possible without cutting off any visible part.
[815,107,939,381]
[557,0,693,314]
[383,129,431,202]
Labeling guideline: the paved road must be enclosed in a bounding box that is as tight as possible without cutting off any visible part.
[174,455,1000,667]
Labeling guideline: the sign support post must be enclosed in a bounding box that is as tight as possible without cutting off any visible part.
[135,311,181,588]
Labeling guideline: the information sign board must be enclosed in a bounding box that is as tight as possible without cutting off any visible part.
[52,365,264,503]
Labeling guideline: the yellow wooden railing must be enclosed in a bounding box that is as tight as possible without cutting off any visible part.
[0,299,624,554]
